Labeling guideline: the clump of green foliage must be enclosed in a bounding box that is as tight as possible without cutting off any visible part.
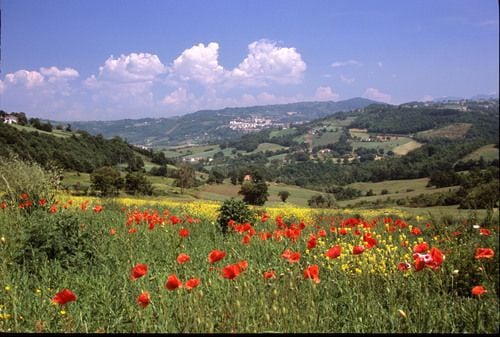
[216,198,255,234]
[13,210,100,273]
[308,193,336,208]
[90,166,123,197]
[0,154,61,211]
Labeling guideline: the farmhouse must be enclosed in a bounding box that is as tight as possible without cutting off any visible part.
[2,114,18,124]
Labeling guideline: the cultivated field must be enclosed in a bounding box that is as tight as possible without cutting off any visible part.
[462,144,499,162]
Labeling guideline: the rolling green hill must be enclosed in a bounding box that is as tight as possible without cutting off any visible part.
[0,123,147,173]
[69,98,377,147]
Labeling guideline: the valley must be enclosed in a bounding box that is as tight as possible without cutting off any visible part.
[1,97,498,211]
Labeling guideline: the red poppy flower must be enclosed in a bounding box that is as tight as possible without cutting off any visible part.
[411,227,422,235]
[128,228,137,234]
[130,263,148,280]
[38,198,47,206]
[179,228,189,238]
[325,245,341,259]
[413,256,426,272]
[281,249,292,259]
[185,278,200,290]
[52,289,77,305]
[21,193,29,200]
[259,232,272,240]
[475,248,495,259]
[471,285,487,296]
[307,236,317,250]
[339,228,348,235]
[81,200,89,211]
[170,215,181,225]
[263,271,276,279]
[298,221,306,230]
[242,234,251,245]
[1,201,6,209]
[137,291,151,308]
[303,265,320,284]
[109,228,117,235]
[317,229,327,237]
[49,205,58,213]
[397,262,411,272]
[166,274,183,290]
[177,253,191,265]
[352,245,365,255]
[208,250,226,264]
[479,228,491,236]
[427,247,444,270]
[93,205,103,213]
[290,252,301,262]
[413,242,429,254]
[282,250,301,263]
[222,264,241,280]
[364,236,377,249]
[413,247,444,271]
[238,260,248,271]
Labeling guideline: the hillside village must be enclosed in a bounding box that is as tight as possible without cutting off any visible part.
[228,117,288,132]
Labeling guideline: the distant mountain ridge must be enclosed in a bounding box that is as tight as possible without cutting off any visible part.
[70,97,378,147]
[432,93,499,102]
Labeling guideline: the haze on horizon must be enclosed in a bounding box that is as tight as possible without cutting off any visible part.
[0,0,498,122]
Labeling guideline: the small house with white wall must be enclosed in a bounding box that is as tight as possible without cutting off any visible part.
[3,115,18,124]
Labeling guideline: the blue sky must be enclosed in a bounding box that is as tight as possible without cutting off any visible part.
[0,0,498,121]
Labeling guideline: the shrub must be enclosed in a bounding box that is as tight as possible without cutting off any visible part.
[125,172,153,195]
[217,198,255,234]
[308,194,336,208]
[278,190,290,202]
[238,181,269,206]
[13,210,100,273]
[90,166,123,196]
[0,154,61,211]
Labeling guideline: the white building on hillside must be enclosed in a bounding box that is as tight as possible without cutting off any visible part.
[3,115,18,124]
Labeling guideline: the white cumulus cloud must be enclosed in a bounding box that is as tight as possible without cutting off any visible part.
[82,52,166,115]
[172,42,225,85]
[89,52,166,83]
[4,70,45,88]
[230,39,306,86]
[2,40,311,120]
[40,66,79,82]
[162,87,194,105]
[314,86,340,101]
[363,87,392,103]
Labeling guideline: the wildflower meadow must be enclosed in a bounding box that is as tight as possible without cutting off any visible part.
[0,194,498,333]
